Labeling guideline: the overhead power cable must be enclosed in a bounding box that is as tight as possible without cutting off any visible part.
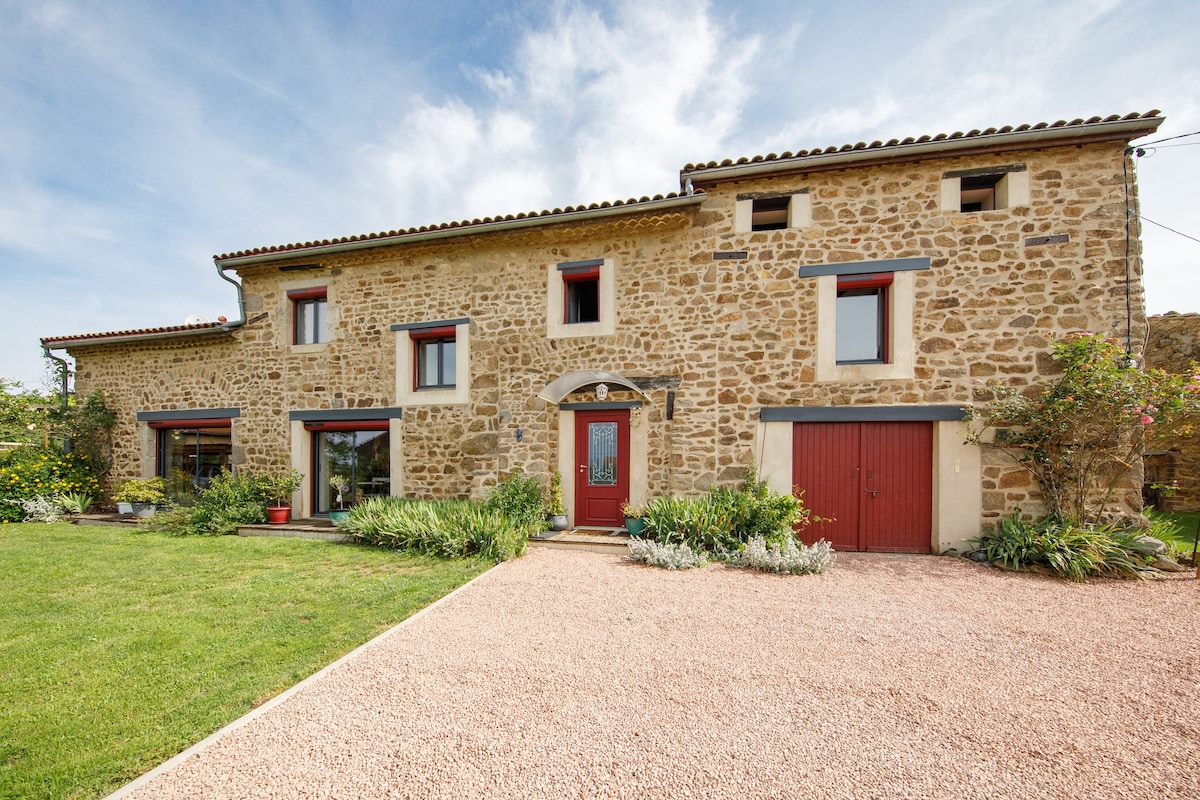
[1137,215,1200,245]
[1135,129,1200,148]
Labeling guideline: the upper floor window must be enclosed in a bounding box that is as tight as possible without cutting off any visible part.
[835,273,892,364]
[942,165,1028,213]
[751,196,791,230]
[392,317,471,406]
[411,326,457,390]
[563,265,601,324]
[548,259,615,339]
[289,287,327,345]
[735,192,811,233]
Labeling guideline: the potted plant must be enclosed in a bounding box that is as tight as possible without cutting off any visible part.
[546,470,568,531]
[622,499,647,537]
[266,469,304,524]
[114,477,167,518]
[328,473,351,525]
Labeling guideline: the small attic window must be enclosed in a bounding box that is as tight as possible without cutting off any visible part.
[751,197,790,231]
[960,175,1002,212]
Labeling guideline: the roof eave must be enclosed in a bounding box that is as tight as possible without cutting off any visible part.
[681,116,1164,186]
[215,192,706,269]
[41,326,230,351]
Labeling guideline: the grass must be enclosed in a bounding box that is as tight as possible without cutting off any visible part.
[0,523,489,800]
[1146,509,1200,555]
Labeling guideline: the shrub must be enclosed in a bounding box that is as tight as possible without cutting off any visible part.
[113,477,167,504]
[342,496,527,562]
[642,465,807,552]
[142,470,271,536]
[965,335,1200,524]
[482,471,546,531]
[0,449,102,522]
[58,491,95,514]
[627,537,708,570]
[642,494,734,551]
[970,514,1146,581]
[721,536,835,575]
[4,494,64,523]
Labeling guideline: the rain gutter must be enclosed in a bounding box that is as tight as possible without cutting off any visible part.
[681,117,1164,186]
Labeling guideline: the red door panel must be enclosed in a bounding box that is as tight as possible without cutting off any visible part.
[860,422,932,553]
[792,422,861,551]
[792,421,932,554]
[574,410,630,527]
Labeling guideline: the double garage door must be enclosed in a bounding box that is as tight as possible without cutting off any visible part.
[792,422,932,554]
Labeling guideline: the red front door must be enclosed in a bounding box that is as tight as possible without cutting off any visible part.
[574,410,630,527]
[792,421,932,553]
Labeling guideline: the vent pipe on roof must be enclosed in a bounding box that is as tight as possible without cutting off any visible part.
[684,176,694,196]
[215,262,246,330]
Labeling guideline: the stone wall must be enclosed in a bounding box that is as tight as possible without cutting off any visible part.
[68,138,1148,530]
[1145,312,1200,511]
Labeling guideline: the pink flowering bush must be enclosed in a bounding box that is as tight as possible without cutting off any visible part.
[965,334,1200,524]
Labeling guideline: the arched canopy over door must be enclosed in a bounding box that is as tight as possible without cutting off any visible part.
[537,370,651,404]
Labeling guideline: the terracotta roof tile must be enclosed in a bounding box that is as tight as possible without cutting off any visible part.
[214,191,701,262]
[41,321,226,347]
[679,111,1163,174]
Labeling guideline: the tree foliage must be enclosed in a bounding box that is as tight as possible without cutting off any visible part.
[0,379,54,444]
[965,335,1200,524]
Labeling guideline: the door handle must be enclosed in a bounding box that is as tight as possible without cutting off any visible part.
[578,465,588,473]
[865,488,881,498]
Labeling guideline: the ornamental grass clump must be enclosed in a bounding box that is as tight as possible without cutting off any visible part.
[341,496,527,562]
[970,513,1146,582]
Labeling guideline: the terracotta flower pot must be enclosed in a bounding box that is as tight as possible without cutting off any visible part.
[267,506,292,524]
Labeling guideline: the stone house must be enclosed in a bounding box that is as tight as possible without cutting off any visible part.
[1144,312,1200,512]
[41,111,1165,554]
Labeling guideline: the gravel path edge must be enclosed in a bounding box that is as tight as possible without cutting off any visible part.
[101,558,510,800]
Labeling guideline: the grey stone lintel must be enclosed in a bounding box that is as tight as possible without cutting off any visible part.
[556,259,605,271]
[760,405,968,423]
[942,164,1027,178]
[390,318,469,332]
[560,402,643,411]
[289,408,404,422]
[137,407,241,421]
[798,256,931,279]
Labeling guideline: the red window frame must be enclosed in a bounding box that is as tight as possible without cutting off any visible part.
[835,272,892,364]
[562,265,600,324]
[288,287,327,345]
[409,325,457,390]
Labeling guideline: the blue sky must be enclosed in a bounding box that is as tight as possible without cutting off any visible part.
[2,0,1198,387]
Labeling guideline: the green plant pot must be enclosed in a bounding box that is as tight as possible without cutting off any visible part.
[329,510,351,525]
[625,517,646,537]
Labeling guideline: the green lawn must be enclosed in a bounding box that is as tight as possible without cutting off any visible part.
[0,523,489,800]
[1147,509,1200,553]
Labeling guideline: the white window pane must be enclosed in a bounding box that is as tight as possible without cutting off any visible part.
[313,299,327,343]
[441,340,456,386]
[836,292,882,362]
[419,342,439,386]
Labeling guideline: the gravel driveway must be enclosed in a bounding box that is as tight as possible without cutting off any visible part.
[112,548,1200,800]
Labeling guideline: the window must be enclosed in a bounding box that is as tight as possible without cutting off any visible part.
[548,259,615,339]
[563,265,600,324]
[835,273,892,364]
[393,318,470,405]
[153,422,233,500]
[751,196,790,231]
[941,166,1029,213]
[959,175,1001,212]
[412,326,457,390]
[289,287,327,344]
[307,423,391,514]
[735,192,810,233]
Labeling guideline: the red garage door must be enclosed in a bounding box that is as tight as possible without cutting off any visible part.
[792,422,932,553]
